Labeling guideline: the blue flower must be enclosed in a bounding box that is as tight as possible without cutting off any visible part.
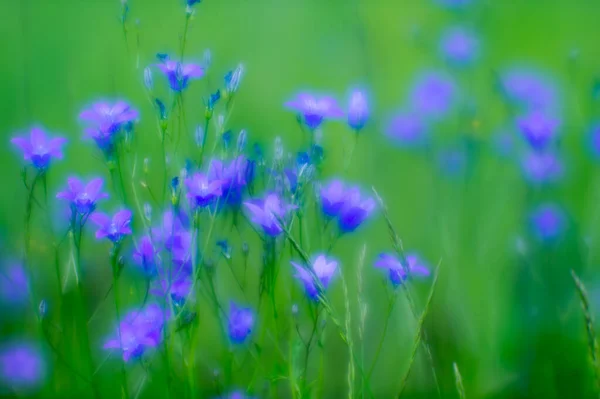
[347,89,369,131]
[374,252,431,287]
[0,340,46,392]
[79,101,139,154]
[517,111,560,150]
[208,156,253,206]
[0,263,29,308]
[291,254,338,300]
[386,112,428,148]
[185,172,223,209]
[244,193,295,236]
[320,180,348,217]
[440,26,479,66]
[56,177,109,215]
[132,235,159,277]
[500,68,557,112]
[410,71,456,119]
[11,126,67,170]
[157,60,204,92]
[337,188,376,233]
[89,209,133,243]
[285,92,344,130]
[228,302,254,344]
[529,203,566,242]
[521,151,563,184]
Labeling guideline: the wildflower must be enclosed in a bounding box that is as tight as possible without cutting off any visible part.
[517,111,560,150]
[228,302,254,343]
[185,172,223,208]
[11,126,67,170]
[347,89,369,131]
[0,263,29,307]
[103,304,165,362]
[56,177,109,215]
[285,92,344,130]
[374,252,431,287]
[224,64,244,95]
[529,203,566,242]
[79,101,139,153]
[337,188,376,233]
[0,341,46,391]
[386,112,428,147]
[291,254,338,300]
[440,26,479,66]
[243,193,295,236]
[410,71,456,119]
[500,68,557,111]
[157,59,204,92]
[89,209,133,243]
[150,270,192,306]
[521,151,563,184]
[320,180,348,217]
[132,235,159,276]
[187,0,201,6]
[208,156,253,206]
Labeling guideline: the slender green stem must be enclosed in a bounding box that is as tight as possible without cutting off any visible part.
[366,294,396,383]
[111,245,130,399]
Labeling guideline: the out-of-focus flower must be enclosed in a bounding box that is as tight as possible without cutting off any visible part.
[291,254,338,300]
[337,188,376,233]
[320,180,348,217]
[440,26,479,66]
[0,341,46,392]
[132,235,159,276]
[285,93,344,130]
[347,89,369,131]
[157,59,204,92]
[150,267,192,305]
[410,72,456,119]
[208,156,253,206]
[517,111,560,150]
[79,101,138,153]
[244,193,295,236]
[529,203,566,242]
[56,177,108,215]
[0,263,29,307]
[386,112,428,147]
[521,151,564,184]
[103,304,165,362]
[89,209,133,243]
[374,252,431,286]
[185,172,223,209]
[500,68,557,111]
[11,127,67,170]
[228,302,254,344]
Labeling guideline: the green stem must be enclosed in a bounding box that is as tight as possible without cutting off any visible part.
[111,245,130,399]
[365,294,396,383]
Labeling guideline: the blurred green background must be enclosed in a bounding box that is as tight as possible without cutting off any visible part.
[2,0,600,398]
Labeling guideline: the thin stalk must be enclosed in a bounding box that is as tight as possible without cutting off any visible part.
[111,245,130,399]
[365,293,396,383]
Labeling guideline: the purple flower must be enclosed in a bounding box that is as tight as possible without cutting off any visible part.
[90,209,133,243]
[152,210,192,265]
[208,156,253,206]
[0,341,46,391]
[347,89,369,131]
[291,254,338,300]
[228,302,254,344]
[517,111,560,150]
[104,304,165,362]
[56,177,109,215]
[244,193,295,236]
[157,60,204,92]
[337,188,376,233]
[132,236,159,276]
[521,151,563,184]
[150,268,192,305]
[386,112,428,147]
[11,126,67,170]
[80,101,139,153]
[185,172,223,208]
[285,93,344,130]
[374,252,431,286]
[529,203,566,242]
[0,263,29,307]
[320,180,348,217]
[410,72,456,119]
[440,26,479,65]
[501,68,557,111]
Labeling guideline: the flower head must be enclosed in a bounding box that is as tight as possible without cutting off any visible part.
[11,127,67,170]
[501,68,557,111]
[337,188,376,233]
[347,89,369,131]
[0,263,29,307]
[243,193,295,236]
[150,266,192,306]
[386,112,428,147]
[529,203,566,242]
[440,26,479,66]
[90,209,133,243]
[285,93,344,130]
[56,177,109,215]
[517,111,560,150]
[132,235,159,276]
[521,151,563,184]
[208,156,252,205]
[320,180,348,217]
[157,60,204,92]
[185,172,223,209]
[291,254,338,300]
[79,101,138,153]
[374,252,431,286]
[410,72,456,119]
[228,302,254,344]
[0,341,46,392]
[104,304,165,362]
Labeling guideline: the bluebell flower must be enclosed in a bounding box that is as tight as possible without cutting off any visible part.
[285,93,344,130]
[208,156,253,206]
[244,193,295,236]
[185,172,223,209]
[291,254,338,300]
[0,263,29,307]
[79,101,139,153]
[500,68,557,111]
[439,26,479,66]
[347,89,369,131]
[337,188,376,233]
[104,304,165,362]
[56,177,109,215]
[410,71,456,119]
[228,302,254,344]
[89,209,133,243]
[0,341,46,392]
[11,126,67,170]
[529,203,566,242]
[374,252,431,287]
[517,111,560,150]
[157,60,204,92]
[132,235,159,277]
[320,180,348,217]
[385,112,428,148]
[521,151,563,184]
[150,267,192,306]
